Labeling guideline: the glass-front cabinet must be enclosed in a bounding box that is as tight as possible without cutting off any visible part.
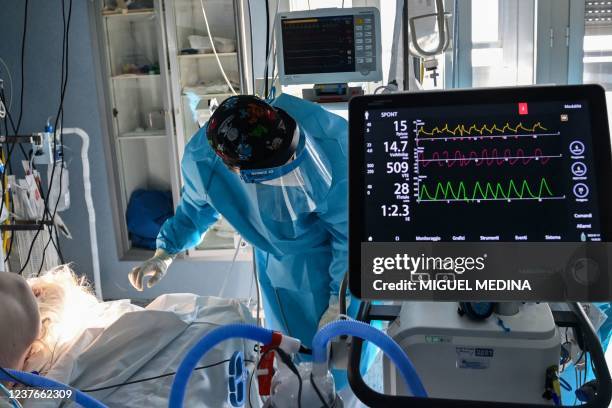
[92,0,249,260]
[165,0,244,253]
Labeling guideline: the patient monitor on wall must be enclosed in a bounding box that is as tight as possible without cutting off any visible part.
[276,7,383,86]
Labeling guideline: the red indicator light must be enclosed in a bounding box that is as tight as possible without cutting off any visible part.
[518,102,528,115]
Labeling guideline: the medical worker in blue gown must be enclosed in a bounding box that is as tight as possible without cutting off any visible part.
[128,94,375,390]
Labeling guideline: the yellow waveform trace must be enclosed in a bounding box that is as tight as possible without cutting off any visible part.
[418,122,548,138]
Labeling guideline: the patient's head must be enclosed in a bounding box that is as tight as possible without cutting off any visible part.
[1,266,99,375]
[24,265,99,375]
[0,272,40,370]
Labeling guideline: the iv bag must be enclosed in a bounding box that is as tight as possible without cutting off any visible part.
[48,162,70,212]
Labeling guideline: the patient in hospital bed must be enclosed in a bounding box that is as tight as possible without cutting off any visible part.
[0,267,259,407]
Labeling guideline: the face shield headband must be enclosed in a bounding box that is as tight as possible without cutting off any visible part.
[239,129,305,184]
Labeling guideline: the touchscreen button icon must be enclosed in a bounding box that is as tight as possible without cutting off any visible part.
[569,141,585,156]
[571,162,587,177]
[573,183,589,199]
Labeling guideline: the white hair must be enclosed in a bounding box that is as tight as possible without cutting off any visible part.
[23,265,99,375]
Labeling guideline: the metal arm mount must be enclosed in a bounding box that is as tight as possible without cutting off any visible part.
[348,302,612,408]
[0,134,41,144]
[0,220,55,231]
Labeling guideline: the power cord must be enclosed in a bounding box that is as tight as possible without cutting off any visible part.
[310,371,331,408]
[246,0,255,93]
[38,0,73,274]
[82,358,254,393]
[274,348,302,408]
[0,1,35,267]
[18,0,72,276]
[264,0,270,98]
[14,0,29,132]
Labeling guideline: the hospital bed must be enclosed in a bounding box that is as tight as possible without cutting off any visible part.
[21,294,260,408]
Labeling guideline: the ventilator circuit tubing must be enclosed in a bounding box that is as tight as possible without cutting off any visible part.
[0,369,107,408]
[169,324,274,408]
[312,320,428,398]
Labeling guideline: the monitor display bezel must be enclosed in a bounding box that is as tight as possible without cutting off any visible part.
[348,85,612,299]
[275,7,383,86]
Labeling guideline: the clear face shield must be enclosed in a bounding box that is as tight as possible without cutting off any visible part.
[240,131,333,222]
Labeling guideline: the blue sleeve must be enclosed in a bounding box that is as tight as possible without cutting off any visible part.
[318,178,349,296]
[156,153,220,255]
[308,104,349,297]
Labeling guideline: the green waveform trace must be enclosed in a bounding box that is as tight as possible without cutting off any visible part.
[418,178,556,202]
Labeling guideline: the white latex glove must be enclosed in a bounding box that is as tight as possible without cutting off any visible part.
[318,295,342,329]
[128,249,175,291]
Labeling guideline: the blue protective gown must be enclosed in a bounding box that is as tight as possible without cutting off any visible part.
[157,94,373,386]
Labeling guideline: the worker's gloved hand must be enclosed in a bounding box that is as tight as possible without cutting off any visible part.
[318,295,343,329]
[128,249,175,291]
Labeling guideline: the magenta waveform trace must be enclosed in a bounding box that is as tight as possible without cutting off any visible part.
[418,148,561,168]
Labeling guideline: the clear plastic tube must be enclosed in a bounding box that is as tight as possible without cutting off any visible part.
[198,0,237,95]
[169,324,274,408]
[0,369,107,408]
[311,320,428,398]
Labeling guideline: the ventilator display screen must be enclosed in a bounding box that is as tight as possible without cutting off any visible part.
[349,86,612,300]
[360,98,603,242]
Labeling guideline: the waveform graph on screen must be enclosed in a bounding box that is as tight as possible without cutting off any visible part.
[414,120,559,142]
[412,117,567,206]
[417,178,565,203]
[418,148,561,168]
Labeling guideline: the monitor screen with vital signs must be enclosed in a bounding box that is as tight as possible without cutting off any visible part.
[365,100,599,242]
[276,7,382,85]
[348,85,612,301]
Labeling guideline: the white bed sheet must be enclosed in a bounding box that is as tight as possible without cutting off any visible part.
[24,294,259,408]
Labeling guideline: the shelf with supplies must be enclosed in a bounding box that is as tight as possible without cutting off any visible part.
[102,9,155,18]
[112,79,166,136]
[164,0,246,256]
[111,73,160,80]
[94,0,179,260]
[181,90,235,98]
[177,51,237,59]
[177,58,240,89]
[94,0,248,261]
[118,129,166,139]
